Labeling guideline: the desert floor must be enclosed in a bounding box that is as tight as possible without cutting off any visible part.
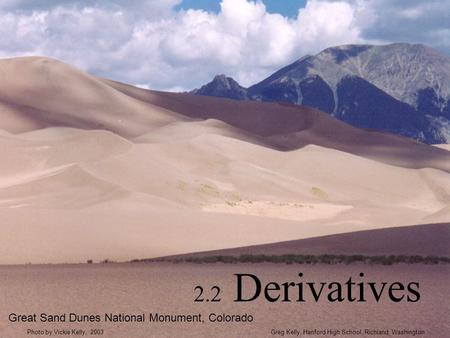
[0,263,448,338]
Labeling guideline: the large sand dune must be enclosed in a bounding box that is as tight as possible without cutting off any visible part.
[0,57,185,136]
[105,79,450,172]
[0,56,449,264]
[165,223,450,258]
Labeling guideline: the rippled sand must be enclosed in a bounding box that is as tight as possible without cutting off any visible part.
[0,263,448,337]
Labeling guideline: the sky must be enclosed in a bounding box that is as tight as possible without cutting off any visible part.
[177,0,307,17]
[0,0,449,91]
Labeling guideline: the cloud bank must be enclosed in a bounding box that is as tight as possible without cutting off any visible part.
[0,0,448,90]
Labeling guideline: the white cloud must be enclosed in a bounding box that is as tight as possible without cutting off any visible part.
[0,0,446,91]
[333,0,450,51]
[295,0,362,53]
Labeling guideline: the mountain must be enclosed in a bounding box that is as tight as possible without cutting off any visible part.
[192,74,247,100]
[193,43,450,144]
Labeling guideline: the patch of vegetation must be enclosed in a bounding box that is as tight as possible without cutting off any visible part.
[101,259,114,264]
[141,254,450,265]
[176,180,187,191]
[311,186,328,199]
[197,183,221,197]
[227,192,243,202]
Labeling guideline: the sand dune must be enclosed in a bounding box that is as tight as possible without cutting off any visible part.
[0,129,132,175]
[0,56,449,264]
[435,144,450,151]
[0,127,448,263]
[0,57,185,137]
[203,201,353,222]
[134,119,271,148]
[1,56,448,170]
[163,223,450,258]
[0,164,127,209]
[105,80,450,172]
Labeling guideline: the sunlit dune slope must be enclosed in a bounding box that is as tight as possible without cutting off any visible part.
[0,57,185,136]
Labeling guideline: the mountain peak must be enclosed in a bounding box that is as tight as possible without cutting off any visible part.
[211,74,239,87]
[192,74,247,100]
[212,74,229,81]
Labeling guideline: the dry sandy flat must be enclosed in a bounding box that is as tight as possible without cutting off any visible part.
[0,263,448,338]
[0,56,449,264]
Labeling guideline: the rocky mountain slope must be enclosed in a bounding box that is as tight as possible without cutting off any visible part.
[194,43,450,144]
[192,74,247,100]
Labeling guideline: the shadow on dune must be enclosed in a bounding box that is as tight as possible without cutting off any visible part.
[155,223,450,260]
[105,79,450,172]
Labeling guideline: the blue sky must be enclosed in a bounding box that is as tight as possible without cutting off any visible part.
[178,0,307,17]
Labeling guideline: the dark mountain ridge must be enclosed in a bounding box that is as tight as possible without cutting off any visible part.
[193,43,450,144]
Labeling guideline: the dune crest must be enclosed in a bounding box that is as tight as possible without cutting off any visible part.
[0,164,127,209]
[0,57,185,137]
